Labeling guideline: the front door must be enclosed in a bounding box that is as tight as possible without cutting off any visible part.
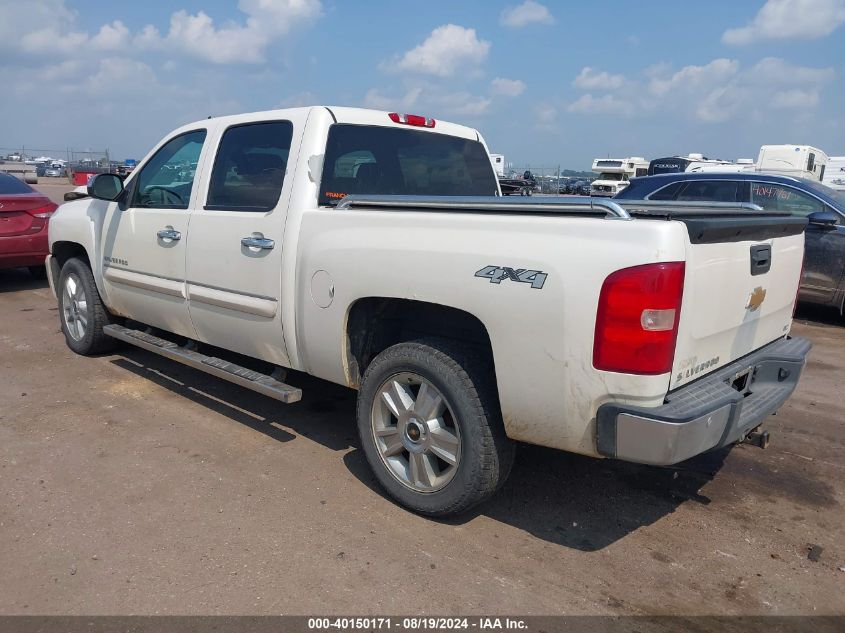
[803,210,845,305]
[185,115,304,366]
[750,182,841,304]
[100,129,208,337]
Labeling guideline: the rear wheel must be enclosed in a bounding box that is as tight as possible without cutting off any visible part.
[58,257,118,355]
[356,338,514,516]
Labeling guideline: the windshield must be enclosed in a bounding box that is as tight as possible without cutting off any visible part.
[801,179,845,208]
[597,172,624,181]
[319,124,498,205]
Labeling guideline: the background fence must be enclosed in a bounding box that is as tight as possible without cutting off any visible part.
[506,165,595,194]
[0,147,111,167]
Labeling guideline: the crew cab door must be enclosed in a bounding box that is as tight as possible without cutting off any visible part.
[100,129,208,338]
[185,114,304,366]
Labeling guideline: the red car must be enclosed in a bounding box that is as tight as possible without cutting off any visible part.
[0,172,58,277]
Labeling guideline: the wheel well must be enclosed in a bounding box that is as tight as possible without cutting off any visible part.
[52,241,89,268]
[346,298,495,387]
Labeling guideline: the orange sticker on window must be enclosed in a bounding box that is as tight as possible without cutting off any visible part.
[324,191,347,199]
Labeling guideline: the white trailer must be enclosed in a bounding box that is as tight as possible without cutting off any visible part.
[755,145,828,181]
[489,153,505,177]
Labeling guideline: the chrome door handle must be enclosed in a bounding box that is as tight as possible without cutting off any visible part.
[241,236,275,250]
[157,228,181,241]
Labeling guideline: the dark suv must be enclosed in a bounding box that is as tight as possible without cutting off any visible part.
[615,172,845,313]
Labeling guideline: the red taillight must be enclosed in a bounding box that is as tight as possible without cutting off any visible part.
[26,203,58,219]
[388,112,436,128]
[593,262,685,375]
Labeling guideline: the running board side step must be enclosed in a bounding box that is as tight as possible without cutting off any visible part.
[103,324,302,404]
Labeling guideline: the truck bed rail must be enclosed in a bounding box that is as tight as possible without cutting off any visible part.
[615,200,784,217]
[336,195,633,219]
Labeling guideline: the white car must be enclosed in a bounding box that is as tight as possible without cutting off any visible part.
[46,106,811,515]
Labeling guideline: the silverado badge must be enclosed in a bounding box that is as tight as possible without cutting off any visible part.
[747,286,767,311]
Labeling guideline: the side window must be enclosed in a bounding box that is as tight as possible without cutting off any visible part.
[751,183,824,217]
[676,180,740,203]
[131,130,206,209]
[206,121,293,211]
[648,181,684,200]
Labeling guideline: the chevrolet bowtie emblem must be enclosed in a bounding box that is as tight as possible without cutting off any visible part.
[747,286,767,311]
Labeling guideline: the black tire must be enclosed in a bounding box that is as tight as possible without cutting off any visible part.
[356,338,514,516]
[28,265,47,279]
[57,257,118,355]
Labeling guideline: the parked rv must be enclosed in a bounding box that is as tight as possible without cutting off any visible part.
[756,145,827,182]
[647,154,740,176]
[590,157,648,197]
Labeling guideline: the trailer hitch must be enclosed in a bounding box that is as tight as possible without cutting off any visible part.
[742,429,770,449]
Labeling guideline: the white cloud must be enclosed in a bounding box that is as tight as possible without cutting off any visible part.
[5,0,322,64]
[648,58,739,97]
[771,89,820,109]
[0,0,76,52]
[161,0,322,64]
[362,85,490,118]
[90,21,131,50]
[500,1,555,28]
[363,87,423,111]
[567,94,627,114]
[723,0,845,44]
[533,102,558,130]
[567,57,834,123]
[20,27,87,54]
[387,24,490,78]
[437,92,491,116]
[278,91,320,108]
[83,57,158,94]
[490,77,526,97]
[38,59,82,81]
[573,67,625,91]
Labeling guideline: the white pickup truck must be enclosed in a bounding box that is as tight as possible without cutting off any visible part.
[46,106,811,516]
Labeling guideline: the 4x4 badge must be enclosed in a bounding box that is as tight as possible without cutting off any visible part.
[475,265,548,289]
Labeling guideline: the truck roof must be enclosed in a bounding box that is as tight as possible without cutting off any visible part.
[173,106,482,142]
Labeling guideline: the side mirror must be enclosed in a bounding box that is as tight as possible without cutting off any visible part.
[87,173,124,201]
[808,210,839,228]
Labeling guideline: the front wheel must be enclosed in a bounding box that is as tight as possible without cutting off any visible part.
[356,338,514,516]
[58,257,118,355]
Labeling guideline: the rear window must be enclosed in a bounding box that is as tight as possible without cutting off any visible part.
[0,173,35,195]
[319,124,497,205]
[675,180,741,203]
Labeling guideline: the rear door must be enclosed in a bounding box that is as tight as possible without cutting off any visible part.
[100,129,208,338]
[185,113,306,366]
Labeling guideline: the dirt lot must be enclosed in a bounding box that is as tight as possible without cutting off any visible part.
[0,181,842,615]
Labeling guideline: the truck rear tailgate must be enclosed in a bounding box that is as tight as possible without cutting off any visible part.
[669,216,806,390]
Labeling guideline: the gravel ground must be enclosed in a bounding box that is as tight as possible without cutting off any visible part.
[0,181,841,616]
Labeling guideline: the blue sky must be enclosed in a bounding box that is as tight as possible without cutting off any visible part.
[0,0,843,169]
